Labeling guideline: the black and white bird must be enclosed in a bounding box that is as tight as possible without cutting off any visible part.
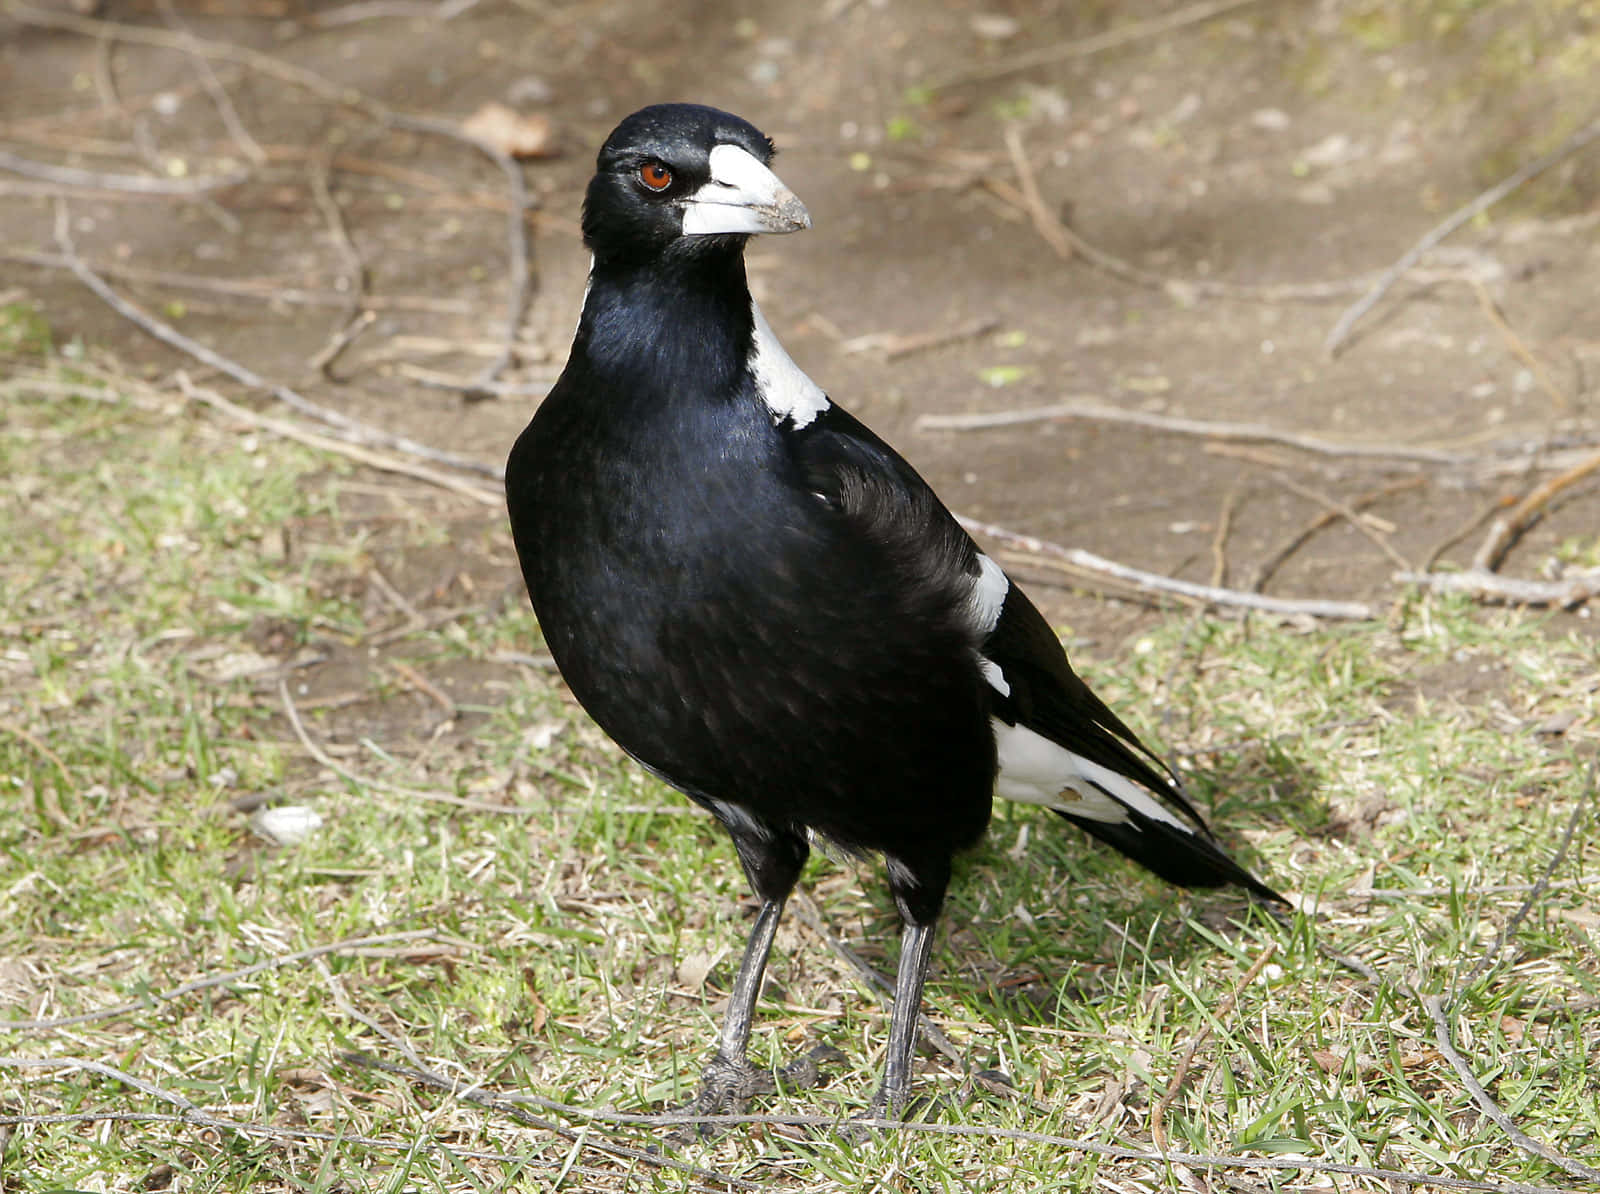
[505,103,1284,1119]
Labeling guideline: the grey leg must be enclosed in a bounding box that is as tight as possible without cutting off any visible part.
[873,918,937,1118]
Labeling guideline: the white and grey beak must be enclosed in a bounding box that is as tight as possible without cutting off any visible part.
[681,144,811,236]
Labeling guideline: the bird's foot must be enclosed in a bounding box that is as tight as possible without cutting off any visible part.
[667,1045,844,1142]
[835,1082,951,1142]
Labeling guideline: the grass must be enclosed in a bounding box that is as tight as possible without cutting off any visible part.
[2,329,1597,1192]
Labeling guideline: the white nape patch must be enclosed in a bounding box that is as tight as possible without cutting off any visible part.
[991,719,1196,834]
[979,657,1011,697]
[969,553,1010,634]
[574,252,595,339]
[750,300,829,429]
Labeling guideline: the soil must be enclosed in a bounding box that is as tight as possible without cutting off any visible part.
[4,0,1597,722]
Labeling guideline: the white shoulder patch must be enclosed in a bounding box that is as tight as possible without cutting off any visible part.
[969,552,1009,634]
[749,300,829,429]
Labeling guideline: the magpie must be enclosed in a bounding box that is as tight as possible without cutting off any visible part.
[504,103,1285,1120]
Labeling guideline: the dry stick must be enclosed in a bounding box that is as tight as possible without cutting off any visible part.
[308,0,485,25]
[340,1053,761,1192]
[0,146,248,194]
[1002,123,1074,260]
[1471,446,1600,572]
[5,247,471,313]
[0,1111,608,1178]
[384,1087,1577,1194]
[13,1,532,394]
[1424,493,1511,572]
[1397,568,1600,607]
[788,889,963,1067]
[1208,485,1241,588]
[1467,278,1570,414]
[983,153,1372,304]
[957,515,1376,620]
[1150,942,1278,1151]
[1325,114,1600,357]
[277,677,524,814]
[1271,473,1413,574]
[918,399,1469,464]
[50,202,503,479]
[177,374,501,507]
[930,0,1264,91]
[153,0,267,167]
[0,930,439,1033]
[0,1056,198,1109]
[1410,776,1600,1187]
[1251,477,1426,592]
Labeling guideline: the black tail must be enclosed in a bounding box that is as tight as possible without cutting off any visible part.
[1059,809,1287,905]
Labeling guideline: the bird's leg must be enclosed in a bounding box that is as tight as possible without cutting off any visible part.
[869,918,937,1120]
[692,895,784,1109]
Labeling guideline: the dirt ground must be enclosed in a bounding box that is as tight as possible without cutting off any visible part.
[4,0,1598,662]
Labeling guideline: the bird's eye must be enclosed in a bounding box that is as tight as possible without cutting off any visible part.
[638,162,674,192]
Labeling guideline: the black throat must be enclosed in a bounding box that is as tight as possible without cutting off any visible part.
[575,244,757,404]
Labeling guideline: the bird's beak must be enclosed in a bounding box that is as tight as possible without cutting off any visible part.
[681,143,811,236]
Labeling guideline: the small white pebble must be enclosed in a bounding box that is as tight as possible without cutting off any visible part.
[250,805,323,847]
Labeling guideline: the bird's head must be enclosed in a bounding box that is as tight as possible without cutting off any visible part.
[582,103,811,266]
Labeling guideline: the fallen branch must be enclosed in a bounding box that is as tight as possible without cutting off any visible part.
[1150,942,1278,1149]
[1325,114,1600,357]
[1251,477,1427,592]
[0,146,248,195]
[178,374,500,506]
[51,201,502,479]
[1471,446,1600,572]
[919,399,1468,464]
[1396,568,1600,608]
[1272,473,1413,574]
[14,1,534,394]
[957,515,1377,620]
[2,247,473,312]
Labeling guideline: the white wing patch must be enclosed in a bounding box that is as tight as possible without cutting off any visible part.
[749,300,829,429]
[979,657,1011,697]
[991,718,1196,834]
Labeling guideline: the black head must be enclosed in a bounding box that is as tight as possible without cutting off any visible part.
[582,103,810,267]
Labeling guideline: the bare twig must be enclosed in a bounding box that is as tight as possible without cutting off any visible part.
[5,247,470,313]
[1467,279,1570,413]
[50,201,502,479]
[930,0,1265,91]
[340,1052,761,1191]
[1208,485,1242,588]
[1150,943,1278,1149]
[1397,568,1600,608]
[0,1056,197,1109]
[0,146,248,194]
[177,374,501,507]
[1002,124,1074,260]
[1272,474,1413,574]
[390,111,532,397]
[838,317,999,360]
[1458,771,1593,995]
[14,2,534,395]
[918,400,1468,464]
[1325,115,1600,356]
[0,930,439,1033]
[1471,447,1600,572]
[153,0,267,167]
[308,0,484,26]
[1251,477,1426,592]
[306,309,378,378]
[1422,994,1600,1185]
[307,148,367,319]
[958,515,1376,620]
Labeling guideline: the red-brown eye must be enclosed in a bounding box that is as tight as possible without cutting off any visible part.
[638,162,673,191]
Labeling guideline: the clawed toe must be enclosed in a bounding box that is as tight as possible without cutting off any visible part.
[666,1045,843,1142]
